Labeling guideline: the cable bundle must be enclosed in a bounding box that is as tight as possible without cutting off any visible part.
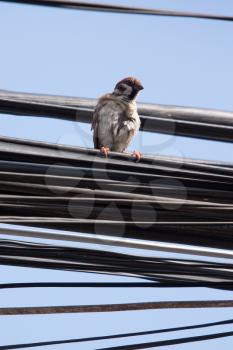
[1,238,233,287]
[2,89,233,142]
[0,135,233,250]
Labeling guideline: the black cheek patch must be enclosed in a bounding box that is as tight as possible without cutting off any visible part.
[129,88,138,100]
[118,84,126,91]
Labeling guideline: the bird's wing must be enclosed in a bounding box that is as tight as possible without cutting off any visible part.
[115,118,136,152]
[92,96,117,149]
[92,106,101,149]
[92,96,139,151]
[92,103,101,149]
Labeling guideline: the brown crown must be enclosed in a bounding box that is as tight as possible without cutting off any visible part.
[116,77,143,88]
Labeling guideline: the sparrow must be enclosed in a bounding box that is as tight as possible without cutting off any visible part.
[92,77,144,161]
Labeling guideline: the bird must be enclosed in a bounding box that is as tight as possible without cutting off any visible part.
[91,77,144,162]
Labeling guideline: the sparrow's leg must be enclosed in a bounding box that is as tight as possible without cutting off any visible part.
[132,150,142,162]
[100,146,110,158]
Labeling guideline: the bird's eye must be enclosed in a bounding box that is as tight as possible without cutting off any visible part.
[118,84,126,91]
[125,80,133,86]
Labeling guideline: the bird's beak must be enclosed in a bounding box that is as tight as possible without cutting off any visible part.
[137,85,144,91]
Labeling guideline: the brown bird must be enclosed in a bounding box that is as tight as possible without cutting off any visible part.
[92,77,144,161]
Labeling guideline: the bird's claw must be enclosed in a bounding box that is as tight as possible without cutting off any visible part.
[100,147,110,158]
[132,150,142,162]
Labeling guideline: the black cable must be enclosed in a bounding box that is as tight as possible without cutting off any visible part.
[0,237,230,268]
[1,237,231,267]
[1,318,233,350]
[1,282,233,289]
[0,282,179,289]
[2,0,233,22]
[1,135,233,249]
[1,244,233,287]
[1,238,233,288]
[99,330,233,350]
[3,92,233,142]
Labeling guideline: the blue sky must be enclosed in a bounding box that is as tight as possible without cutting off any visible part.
[1,0,233,349]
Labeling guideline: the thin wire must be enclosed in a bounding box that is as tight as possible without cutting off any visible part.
[99,330,233,350]
[2,318,233,350]
[1,282,233,289]
[1,300,233,315]
[2,0,233,22]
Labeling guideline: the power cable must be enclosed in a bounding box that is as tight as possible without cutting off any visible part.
[2,318,233,350]
[2,0,233,22]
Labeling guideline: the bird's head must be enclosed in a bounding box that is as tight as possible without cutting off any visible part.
[113,77,144,101]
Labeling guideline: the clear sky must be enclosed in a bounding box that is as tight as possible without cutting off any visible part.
[1,0,233,349]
